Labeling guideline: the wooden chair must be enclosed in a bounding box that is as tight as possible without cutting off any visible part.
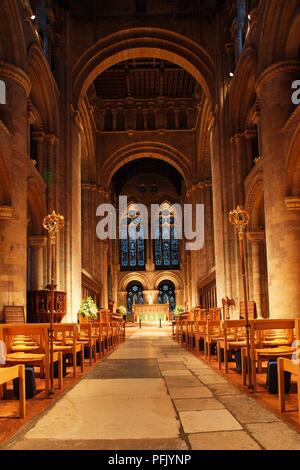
[53,323,84,377]
[0,365,26,418]
[78,323,97,365]
[208,308,222,321]
[217,320,246,373]
[278,320,300,422]
[205,320,222,361]
[245,319,296,392]
[0,324,63,397]
[194,320,207,355]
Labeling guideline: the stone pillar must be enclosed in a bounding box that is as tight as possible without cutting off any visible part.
[45,134,58,212]
[247,231,265,318]
[257,61,300,318]
[63,110,82,322]
[28,236,47,290]
[0,63,31,320]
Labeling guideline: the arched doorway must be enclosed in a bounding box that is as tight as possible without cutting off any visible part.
[158,280,176,313]
[126,281,144,315]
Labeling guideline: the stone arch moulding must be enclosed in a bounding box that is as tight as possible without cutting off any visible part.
[103,142,192,191]
[285,7,300,59]
[229,46,257,134]
[245,169,264,230]
[119,273,150,292]
[286,124,300,199]
[153,271,184,291]
[27,43,59,135]
[72,28,215,109]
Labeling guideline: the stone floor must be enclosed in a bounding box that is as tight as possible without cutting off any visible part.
[4,326,300,450]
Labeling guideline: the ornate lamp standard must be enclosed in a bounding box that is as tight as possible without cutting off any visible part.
[43,211,64,395]
[229,206,252,389]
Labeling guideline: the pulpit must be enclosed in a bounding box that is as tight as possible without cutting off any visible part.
[133,304,169,322]
[27,290,67,323]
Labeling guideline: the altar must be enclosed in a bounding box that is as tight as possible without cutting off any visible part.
[133,304,169,322]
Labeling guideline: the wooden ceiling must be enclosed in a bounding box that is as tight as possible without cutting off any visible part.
[94,59,196,100]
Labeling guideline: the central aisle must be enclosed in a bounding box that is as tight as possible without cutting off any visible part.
[6,327,300,450]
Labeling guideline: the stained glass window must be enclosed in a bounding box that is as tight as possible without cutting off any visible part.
[154,207,180,270]
[120,210,145,271]
[158,281,176,312]
[126,282,144,314]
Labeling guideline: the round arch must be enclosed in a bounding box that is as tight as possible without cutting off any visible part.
[104,142,191,191]
[72,28,215,109]
[119,272,150,292]
[153,271,183,291]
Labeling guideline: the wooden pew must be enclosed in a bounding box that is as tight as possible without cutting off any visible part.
[0,365,26,418]
[278,319,300,422]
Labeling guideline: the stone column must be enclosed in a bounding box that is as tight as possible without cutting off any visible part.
[0,63,31,319]
[247,231,265,318]
[45,134,58,212]
[63,110,82,322]
[257,61,300,318]
[28,236,47,290]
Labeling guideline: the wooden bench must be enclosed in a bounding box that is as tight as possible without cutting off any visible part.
[278,319,300,422]
[0,365,26,418]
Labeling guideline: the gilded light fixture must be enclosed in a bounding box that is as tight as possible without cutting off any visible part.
[43,211,64,395]
[229,206,253,389]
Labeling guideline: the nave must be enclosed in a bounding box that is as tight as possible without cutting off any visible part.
[4,327,300,451]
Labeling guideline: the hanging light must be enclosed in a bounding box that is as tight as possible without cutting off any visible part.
[31,14,36,20]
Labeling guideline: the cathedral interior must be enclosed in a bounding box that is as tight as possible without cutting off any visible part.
[0,0,300,453]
